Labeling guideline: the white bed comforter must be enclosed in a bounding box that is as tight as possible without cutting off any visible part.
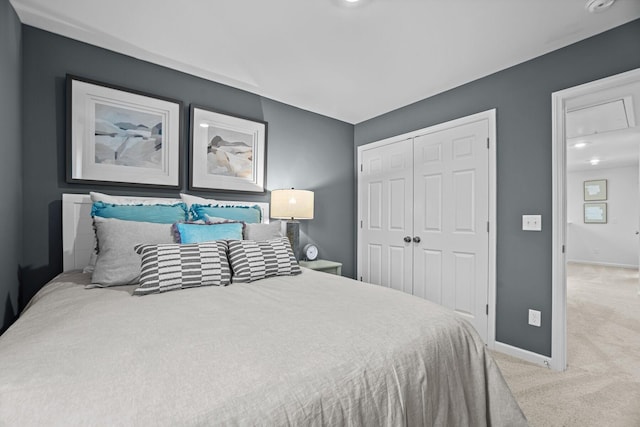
[0,268,526,426]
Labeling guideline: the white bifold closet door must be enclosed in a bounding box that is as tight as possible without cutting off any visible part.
[412,120,489,340]
[359,119,489,342]
[360,138,414,294]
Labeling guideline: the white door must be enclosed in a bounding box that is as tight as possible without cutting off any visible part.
[359,139,413,293]
[413,120,489,341]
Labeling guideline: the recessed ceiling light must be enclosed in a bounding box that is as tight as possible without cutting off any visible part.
[590,158,600,166]
[573,141,588,149]
[336,0,370,8]
[199,123,209,128]
[585,0,615,13]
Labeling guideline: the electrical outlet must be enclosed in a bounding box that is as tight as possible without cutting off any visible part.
[528,309,541,327]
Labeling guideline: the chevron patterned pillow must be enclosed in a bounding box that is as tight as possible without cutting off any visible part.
[133,241,231,295]
[228,237,301,283]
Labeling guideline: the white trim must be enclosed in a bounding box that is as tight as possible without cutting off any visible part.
[494,341,552,369]
[356,109,497,349]
[487,109,497,350]
[357,109,495,152]
[551,67,640,372]
[567,259,639,269]
[551,90,568,372]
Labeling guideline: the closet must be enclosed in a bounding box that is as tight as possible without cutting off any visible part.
[357,111,495,342]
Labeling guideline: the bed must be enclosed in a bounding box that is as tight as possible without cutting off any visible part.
[0,193,527,426]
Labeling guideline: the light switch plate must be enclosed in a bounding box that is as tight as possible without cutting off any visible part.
[528,309,541,327]
[522,215,542,231]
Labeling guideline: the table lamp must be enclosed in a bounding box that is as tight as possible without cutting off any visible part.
[270,188,314,259]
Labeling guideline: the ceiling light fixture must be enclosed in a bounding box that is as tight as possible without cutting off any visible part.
[336,0,370,8]
[585,0,615,13]
[589,158,601,166]
[573,142,587,149]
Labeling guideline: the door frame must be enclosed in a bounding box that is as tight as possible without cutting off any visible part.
[551,67,640,372]
[356,109,497,347]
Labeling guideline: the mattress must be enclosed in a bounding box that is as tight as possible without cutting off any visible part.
[0,268,527,426]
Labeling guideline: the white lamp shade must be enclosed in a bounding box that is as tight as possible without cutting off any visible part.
[270,189,314,220]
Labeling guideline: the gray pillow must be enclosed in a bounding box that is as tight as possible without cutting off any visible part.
[91,217,174,287]
[243,220,283,241]
[227,237,301,283]
[133,241,231,295]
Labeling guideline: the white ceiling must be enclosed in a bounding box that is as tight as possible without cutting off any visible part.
[567,127,640,172]
[565,75,640,172]
[9,0,640,124]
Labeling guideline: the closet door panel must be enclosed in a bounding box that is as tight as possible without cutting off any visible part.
[359,139,413,293]
[414,248,442,301]
[413,120,489,341]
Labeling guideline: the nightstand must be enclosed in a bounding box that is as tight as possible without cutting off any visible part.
[299,259,342,276]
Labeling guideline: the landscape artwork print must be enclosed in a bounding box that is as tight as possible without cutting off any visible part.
[68,75,182,188]
[206,125,254,179]
[94,103,163,169]
[190,106,266,193]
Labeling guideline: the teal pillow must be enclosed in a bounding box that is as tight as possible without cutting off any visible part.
[190,204,262,224]
[91,202,188,224]
[174,222,244,243]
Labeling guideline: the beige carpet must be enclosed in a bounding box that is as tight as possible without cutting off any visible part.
[492,263,640,427]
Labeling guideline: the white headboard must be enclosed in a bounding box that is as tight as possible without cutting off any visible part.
[62,193,270,271]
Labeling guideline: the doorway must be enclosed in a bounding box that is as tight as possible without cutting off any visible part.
[552,67,640,371]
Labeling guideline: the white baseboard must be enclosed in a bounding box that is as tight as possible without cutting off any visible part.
[493,341,557,370]
[567,259,638,269]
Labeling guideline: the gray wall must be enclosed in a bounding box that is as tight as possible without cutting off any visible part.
[20,26,354,312]
[0,0,22,334]
[355,19,640,356]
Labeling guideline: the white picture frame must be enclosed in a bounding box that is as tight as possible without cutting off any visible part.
[584,202,607,224]
[189,105,266,193]
[583,179,607,201]
[67,75,182,188]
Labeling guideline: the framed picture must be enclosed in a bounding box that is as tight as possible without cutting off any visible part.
[584,202,607,224]
[189,105,267,193]
[583,179,607,201]
[67,75,182,188]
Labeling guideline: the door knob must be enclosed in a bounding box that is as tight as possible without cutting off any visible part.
[404,236,412,243]
[413,236,421,243]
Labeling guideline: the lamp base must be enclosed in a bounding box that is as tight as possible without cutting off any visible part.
[284,220,300,260]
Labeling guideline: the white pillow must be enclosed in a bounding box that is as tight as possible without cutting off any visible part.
[180,193,217,209]
[90,191,181,205]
